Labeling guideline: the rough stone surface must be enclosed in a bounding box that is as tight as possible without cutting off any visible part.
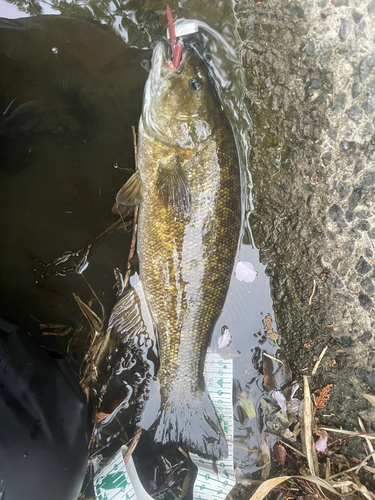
[235,0,375,436]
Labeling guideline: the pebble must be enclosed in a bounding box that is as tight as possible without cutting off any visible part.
[353,159,364,174]
[265,77,272,88]
[369,228,375,239]
[346,105,363,122]
[357,220,370,231]
[328,129,337,140]
[362,93,375,116]
[333,92,346,110]
[309,78,321,89]
[331,272,344,289]
[339,140,356,154]
[355,256,372,275]
[328,204,343,221]
[361,277,375,294]
[352,9,363,23]
[363,122,373,136]
[368,0,375,14]
[345,210,356,222]
[358,292,373,310]
[247,40,264,54]
[336,180,350,199]
[338,336,353,348]
[304,41,315,56]
[351,82,362,99]
[322,151,331,165]
[358,54,375,82]
[348,187,363,210]
[355,21,367,40]
[339,19,351,40]
[362,171,375,188]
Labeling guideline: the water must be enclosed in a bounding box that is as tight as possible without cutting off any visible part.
[0,0,280,482]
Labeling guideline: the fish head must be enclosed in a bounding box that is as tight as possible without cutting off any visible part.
[142,41,219,150]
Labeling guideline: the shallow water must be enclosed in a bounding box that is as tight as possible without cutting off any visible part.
[0,0,279,479]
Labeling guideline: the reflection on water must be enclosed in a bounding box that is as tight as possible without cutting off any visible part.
[0,0,279,479]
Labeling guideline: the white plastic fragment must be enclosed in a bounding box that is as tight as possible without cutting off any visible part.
[234,261,257,283]
[218,327,231,349]
[167,21,199,39]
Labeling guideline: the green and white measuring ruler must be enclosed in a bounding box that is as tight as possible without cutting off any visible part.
[94,349,235,500]
[190,350,235,500]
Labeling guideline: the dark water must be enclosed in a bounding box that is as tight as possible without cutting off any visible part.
[0,0,279,480]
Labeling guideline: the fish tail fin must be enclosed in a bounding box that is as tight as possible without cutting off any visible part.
[150,386,228,461]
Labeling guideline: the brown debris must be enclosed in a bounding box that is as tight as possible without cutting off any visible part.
[273,444,287,465]
[95,412,110,422]
[315,384,333,410]
[263,313,279,340]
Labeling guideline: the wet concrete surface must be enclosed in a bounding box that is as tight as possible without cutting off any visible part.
[235,0,375,434]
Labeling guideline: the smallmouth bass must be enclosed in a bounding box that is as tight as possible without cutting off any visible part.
[111,39,241,460]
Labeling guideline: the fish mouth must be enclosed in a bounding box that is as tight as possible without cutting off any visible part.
[151,40,187,76]
[147,41,199,122]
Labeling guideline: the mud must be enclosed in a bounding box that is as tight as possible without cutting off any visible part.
[234,0,375,436]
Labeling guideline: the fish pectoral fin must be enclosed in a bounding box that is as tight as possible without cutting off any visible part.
[116,170,143,205]
[156,160,191,215]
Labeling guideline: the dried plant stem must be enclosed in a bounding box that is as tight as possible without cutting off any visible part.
[277,439,306,458]
[302,375,318,475]
[358,418,375,465]
[307,273,316,305]
[311,346,328,375]
[123,428,142,464]
[320,427,375,439]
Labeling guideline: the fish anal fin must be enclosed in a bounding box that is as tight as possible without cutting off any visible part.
[156,160,191,215]
[116,171,143,206]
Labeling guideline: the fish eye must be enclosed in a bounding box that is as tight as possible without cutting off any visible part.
[190,77,201,91]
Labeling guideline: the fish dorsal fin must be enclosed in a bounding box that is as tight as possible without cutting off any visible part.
[108,281,156,350]
[116,171,143,206]
[156,159,191,215]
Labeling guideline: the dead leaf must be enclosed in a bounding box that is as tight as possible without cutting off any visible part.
[263,314,279,340]
[238,392,256,419]
[260,439,271,481]
[249,476,291,500]
[249,475,342,500]
[73,294,103,333]
[40,323,73,337]
[363,393,375,408]
[302,376,319,476]
[274,444,287,465]
[95,412,110,422]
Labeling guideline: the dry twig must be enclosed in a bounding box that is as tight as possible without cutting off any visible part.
[123,428,142,464]
[307,273,316,305]
[302,376,318,476]
[311,346,328,375]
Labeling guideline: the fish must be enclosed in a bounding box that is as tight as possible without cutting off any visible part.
[110,30,241,461]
